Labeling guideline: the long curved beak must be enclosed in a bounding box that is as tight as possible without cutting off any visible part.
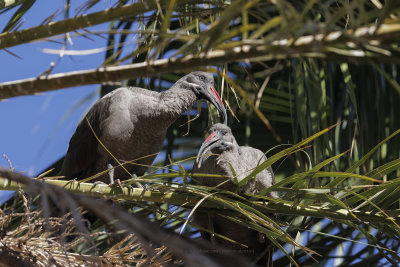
[196,131,221,168]
[207,86,228,125]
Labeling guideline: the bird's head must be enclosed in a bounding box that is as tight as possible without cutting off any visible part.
[180,72,227,125]
[196,123,236,168]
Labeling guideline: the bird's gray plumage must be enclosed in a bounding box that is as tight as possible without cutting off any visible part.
[193,123,276,196]
[192,123,276,265]
[61,72,227,182]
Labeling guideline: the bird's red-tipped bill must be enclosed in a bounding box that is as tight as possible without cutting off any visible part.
[205,131,216,143]
[210,86,223,106]
[207,87,228,125]
[196,132,220,168]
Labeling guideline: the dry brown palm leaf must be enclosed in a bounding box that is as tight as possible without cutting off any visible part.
[0,167,252,267]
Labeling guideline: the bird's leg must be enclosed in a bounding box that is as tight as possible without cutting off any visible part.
[107,163,124,191]
[91,164,123,191]
[107,163,115,184]
[130,174,145,189]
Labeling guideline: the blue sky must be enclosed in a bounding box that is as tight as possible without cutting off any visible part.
[0,1,112,199]
[0,1,112,174]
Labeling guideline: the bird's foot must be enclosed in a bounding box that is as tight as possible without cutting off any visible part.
[91,179,124,192]
[91,181,108,190]
[133,181,145,189]
[105,163,124,191]
[104,178,124,192]
[124,174,145,190]
[126,181,146,191]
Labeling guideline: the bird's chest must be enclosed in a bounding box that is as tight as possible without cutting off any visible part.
[195,155,238,191]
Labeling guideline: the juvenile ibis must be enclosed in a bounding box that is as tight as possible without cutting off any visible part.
[61,72,227,184]
[192,123,277,265]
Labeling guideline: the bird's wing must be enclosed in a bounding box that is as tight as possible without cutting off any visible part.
[61,93,114,179]
[239,146,277,196]
[62,87,164,180]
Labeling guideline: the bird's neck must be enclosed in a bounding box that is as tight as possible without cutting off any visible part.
[157,86,197,126]
[213,142,240,158]
[221,146,240,156]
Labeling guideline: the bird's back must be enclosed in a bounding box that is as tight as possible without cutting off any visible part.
[61,87,165,181]
[238,146,276,196]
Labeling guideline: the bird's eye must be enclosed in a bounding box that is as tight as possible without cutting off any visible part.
[222,130,227,135]
[199,76,205,80]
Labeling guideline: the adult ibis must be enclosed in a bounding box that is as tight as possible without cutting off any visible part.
[61,72,227,184]
[192,123,277,265]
